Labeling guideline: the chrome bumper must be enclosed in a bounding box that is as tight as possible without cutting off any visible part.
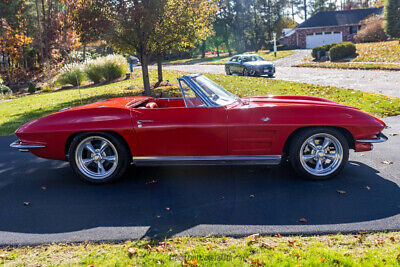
[10,140,46,152]
[356,133,388,143]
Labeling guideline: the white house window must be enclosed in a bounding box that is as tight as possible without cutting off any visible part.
[325,32,332,34]
[316,32,323,35]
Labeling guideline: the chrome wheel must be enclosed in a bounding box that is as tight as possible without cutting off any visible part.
[75,136,119,180]
[299,133,343,177]
[243,68,249,76]
[249,69,256,76]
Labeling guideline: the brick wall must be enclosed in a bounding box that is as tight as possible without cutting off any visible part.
[281,25,358,48]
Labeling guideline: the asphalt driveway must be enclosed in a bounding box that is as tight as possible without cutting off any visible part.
[160,50,400,98]
[0,116,399,246]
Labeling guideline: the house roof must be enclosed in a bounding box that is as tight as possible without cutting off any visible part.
[297,7,383,29]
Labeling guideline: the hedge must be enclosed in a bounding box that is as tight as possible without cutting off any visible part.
[329,42,356,61]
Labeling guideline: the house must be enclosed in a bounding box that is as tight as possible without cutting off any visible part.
[281,7,383,49]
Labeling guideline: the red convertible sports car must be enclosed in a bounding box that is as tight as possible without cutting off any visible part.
[11,74,387,183]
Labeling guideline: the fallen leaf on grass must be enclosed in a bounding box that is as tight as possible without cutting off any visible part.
[275,233,281,238]
[295,253,300,259]
[319,258,326,262]
[183,258,198,266]
[288,240,296,246]
[381,161,393,165]
[337,190,346,194]
[375,239,384,246]
[127,247,138,256]
[0,254,6,259]
[390,236,396,242]
[299,218,307,223]
[389,133,398,136]
[207,245,213,250]
[23,202,30,206]
[247,233,260,242]
[397,253,400,260]
[145,244,152,250]
[146,180,158,185]
[251,260,265,266]
[261,242,274,250]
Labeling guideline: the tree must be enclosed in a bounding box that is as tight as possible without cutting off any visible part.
[384,0,400,41]
[354,15,388,43]
[150,0,217,82]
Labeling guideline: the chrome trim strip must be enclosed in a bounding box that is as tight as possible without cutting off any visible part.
[356,133,388,143]
[133,155,281,166]
[10,140,46,152]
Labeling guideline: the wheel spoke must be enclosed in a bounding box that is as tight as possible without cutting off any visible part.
[85,142,96,154]
[103,156,117,162]
[321,138,331,149]
[302,154,315,162]
[97,161,106,174]
[324,153,337,159]
[99,141,108,153]
[82,158,94,166]
[315,158,323,171]
[308,140,318,150]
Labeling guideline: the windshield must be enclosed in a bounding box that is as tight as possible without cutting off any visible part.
[242,55,265,62]
[190,75,238,106]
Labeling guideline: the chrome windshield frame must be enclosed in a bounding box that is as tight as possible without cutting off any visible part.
[178,74,238,107]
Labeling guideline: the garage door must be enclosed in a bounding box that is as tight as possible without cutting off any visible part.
[306,32,343,49]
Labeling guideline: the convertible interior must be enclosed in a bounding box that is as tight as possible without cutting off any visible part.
[132,97,205,109]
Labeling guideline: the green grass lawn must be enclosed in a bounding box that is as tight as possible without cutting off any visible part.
[1,232,400,265]
[1,69,399,136]
[165,50,294,65]
[297,41,400,71]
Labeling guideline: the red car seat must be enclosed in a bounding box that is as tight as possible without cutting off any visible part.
[146,102,159,109]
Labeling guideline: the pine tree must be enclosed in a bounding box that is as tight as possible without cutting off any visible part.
[384,0,400,40]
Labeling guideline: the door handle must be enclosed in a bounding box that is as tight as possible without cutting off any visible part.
[137,120,153,128]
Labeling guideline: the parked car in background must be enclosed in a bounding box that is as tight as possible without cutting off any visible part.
[225,54,275,77]
[11,74,387,184]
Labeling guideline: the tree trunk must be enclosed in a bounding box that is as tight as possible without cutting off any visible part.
[35,0,44,64]
[83,42,86,61]
[216,47,220,57]
[41,0,48,60]
[201,41,206,58]
[157,54,163,82]
[1,20,11,79]
[140,53,151,96]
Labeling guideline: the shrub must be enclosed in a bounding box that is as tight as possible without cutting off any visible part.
[312,43,336,59]
[354,16,388,43]
[85,63,104,84]
[329,42,356,61]
[0,84,11,95]
[57,63,87,86]
[84,54,128,83]
[28,81,37,94]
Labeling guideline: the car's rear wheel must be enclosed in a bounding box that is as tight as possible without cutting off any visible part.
[225,66,232,75]
[289,128,349,180]
[69,132,130,184]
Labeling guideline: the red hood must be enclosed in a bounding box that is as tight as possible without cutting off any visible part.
[243,95,342,106]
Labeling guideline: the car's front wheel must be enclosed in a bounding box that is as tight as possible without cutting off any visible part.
[289,128,349,180]
[69,132,130,184]
[225,66,232,75]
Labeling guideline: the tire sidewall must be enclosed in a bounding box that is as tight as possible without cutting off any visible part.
[289,128,349,180]
[68,132,130,184]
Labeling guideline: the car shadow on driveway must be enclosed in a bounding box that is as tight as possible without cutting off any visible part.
[0,145,399,239]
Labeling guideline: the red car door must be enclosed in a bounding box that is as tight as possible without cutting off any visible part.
[131,106,227,157]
